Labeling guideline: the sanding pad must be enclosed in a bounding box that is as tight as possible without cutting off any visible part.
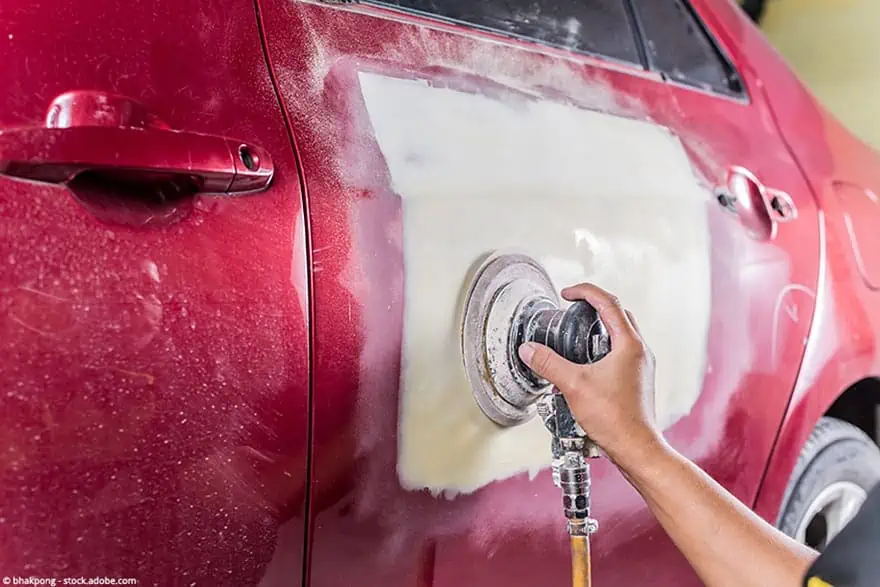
[460,251,560,427]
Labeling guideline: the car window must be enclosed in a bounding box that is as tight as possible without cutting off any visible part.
[630,0,744,96]
[368,0,643,66]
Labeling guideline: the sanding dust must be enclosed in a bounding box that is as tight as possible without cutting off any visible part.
[274,3,648,193]
[358,71,711,495]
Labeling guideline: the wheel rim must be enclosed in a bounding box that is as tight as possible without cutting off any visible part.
[795,481,867,550]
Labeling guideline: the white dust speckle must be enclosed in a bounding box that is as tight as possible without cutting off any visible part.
[563,17,581,48]
[143,260,160,283]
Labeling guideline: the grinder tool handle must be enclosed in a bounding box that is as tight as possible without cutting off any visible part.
[552,300,610,459]
[557,300,611,365]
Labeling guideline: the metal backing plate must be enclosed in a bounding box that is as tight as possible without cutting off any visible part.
[460,251,559,426]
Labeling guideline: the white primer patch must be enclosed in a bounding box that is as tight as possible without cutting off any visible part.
[358,72,711,494]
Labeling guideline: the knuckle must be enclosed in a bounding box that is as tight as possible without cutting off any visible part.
[630,345,646,362]
[623,338,647,360]
[636,342,656,366]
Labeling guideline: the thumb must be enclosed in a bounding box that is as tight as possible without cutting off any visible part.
[518,342,578,389]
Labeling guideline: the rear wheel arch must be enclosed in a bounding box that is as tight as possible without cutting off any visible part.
[753,372,880,522]
[824,377,880,445]
[774,379,880,548]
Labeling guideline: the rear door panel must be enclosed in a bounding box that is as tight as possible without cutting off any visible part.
[0,2,309,583]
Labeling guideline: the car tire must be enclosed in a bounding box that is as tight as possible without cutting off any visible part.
[777,417,880,551]
[739,0,767,23]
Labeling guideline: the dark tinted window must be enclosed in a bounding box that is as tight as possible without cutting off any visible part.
[370,0,642,65]
[631,0,743,95]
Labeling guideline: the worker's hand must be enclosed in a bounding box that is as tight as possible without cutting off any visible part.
[518,283,665,471]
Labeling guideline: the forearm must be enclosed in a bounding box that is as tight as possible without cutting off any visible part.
[518,284,819,585]
[620,440,817,587]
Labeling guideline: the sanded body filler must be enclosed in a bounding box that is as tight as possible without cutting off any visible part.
[358,71,711,494]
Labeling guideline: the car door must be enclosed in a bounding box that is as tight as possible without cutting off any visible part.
[0,1,309,584]
[256,1,708,585]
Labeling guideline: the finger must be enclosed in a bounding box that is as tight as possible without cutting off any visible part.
[624,309,643,338]
[518,342,580,389]
[561,283,638,344]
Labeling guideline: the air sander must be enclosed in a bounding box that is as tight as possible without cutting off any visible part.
[461,251,611,587]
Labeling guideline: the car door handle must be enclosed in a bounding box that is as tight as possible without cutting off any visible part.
[715,165,797,240]
[0,91,273,194]
[0,126,273,194]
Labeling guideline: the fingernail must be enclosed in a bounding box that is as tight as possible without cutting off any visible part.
[518,342,536,365]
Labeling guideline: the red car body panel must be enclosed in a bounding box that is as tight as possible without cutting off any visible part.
[732,9,880,521]
[1,0,879,585]
[0,2,310,584]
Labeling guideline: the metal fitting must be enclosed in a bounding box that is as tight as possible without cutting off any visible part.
[568,517,599,537]
[559,452,590,519]
[557,450,599,536]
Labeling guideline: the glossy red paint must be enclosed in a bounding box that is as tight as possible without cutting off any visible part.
[832,181,880,291]
[0,1,309,585]
[3,0,880,585]
[0,101,275,194]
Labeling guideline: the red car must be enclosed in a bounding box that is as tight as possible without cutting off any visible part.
[3,0,880,585]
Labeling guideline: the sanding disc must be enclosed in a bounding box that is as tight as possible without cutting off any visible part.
[460,251,560,427]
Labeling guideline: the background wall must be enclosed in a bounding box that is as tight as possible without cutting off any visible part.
[762,0,880,150]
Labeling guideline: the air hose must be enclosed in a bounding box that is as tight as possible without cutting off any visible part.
[570,535,591,587]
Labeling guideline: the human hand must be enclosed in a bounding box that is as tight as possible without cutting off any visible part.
[517,283,664,471]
